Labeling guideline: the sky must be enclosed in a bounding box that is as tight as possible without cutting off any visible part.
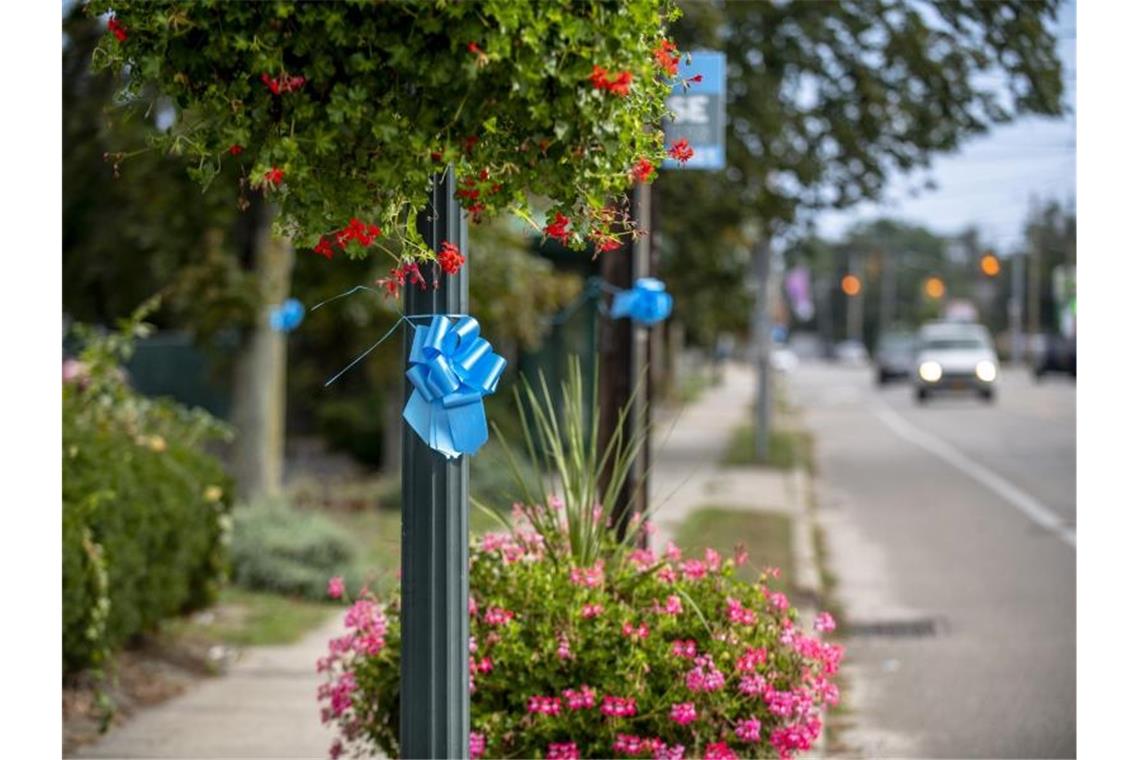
[812,0,1076,255]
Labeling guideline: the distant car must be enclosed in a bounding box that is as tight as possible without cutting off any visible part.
[1033,333,1077,379]
[913,322,999,403]
[835,340,869,364]
[874,330,916,385]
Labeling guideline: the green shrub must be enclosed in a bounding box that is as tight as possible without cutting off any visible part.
[63,307,232,675]
[229,499,362,601]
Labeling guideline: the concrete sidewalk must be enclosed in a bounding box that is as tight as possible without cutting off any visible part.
[73,614,343,759]
[649,362,818,595]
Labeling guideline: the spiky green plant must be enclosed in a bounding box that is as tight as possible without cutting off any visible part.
[483,357,649,566]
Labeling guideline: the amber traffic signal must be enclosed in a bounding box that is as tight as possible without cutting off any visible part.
[924,276,946,299]
[841,274,862,296]
[980,253,1001,277]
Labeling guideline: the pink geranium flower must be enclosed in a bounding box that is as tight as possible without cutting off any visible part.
[670,702,697,725]
[327,576,345,599]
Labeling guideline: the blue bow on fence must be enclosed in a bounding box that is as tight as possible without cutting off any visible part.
[611,277,673,325]
[404,315,507,459]
[269,298,305,332]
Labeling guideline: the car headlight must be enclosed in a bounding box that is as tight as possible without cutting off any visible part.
[975,360,997,383]
[918,361,942,383]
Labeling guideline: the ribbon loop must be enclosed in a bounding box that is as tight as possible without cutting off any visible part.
[611,277,673,326]
[403,315,506,459]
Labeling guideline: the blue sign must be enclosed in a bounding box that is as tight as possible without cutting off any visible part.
[662,51,726,171]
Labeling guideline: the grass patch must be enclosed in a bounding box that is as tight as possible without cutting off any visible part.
[162,587,335,648]
[673,507,794,592]
[722,422,815,471]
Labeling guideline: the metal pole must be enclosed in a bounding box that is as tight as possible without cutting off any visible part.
[629,181,651,530]
[400,168,469,759]
[879,249,895,336]
[752,235,772,462]
[1010,252,1025,365]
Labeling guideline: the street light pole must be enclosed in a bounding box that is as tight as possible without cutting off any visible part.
[1010,252,1026,365]
[400,168,469,759]
[752,234,772,462]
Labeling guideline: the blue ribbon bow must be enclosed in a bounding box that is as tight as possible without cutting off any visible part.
[404,315,507,459]
[611,278,673,325]
[269,298,305,332]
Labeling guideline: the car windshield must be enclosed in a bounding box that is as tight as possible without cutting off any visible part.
[922,337,985,350]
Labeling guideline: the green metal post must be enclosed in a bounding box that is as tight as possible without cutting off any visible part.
[400,168,469,759]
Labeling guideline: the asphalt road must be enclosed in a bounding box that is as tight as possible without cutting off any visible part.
[789,360,1076,759]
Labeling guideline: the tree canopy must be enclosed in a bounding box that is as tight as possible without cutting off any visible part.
[656,0,1065,344]
[87,0,681,265]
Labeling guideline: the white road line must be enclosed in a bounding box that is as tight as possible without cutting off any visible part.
[873,404,1076,549]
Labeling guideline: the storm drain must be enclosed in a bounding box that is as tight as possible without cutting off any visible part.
[842,616,945,638]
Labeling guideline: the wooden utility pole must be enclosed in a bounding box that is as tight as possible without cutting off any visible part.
[400,169,469,759]
[598,183,651,540]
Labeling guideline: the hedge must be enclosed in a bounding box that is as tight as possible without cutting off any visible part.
[63,315,232,675]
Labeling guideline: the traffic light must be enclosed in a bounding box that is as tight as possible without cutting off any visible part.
[924,276,946,299]
[980,252,1001,277]
[841,274,861,296]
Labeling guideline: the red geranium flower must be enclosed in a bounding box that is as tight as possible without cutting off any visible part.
[228,144,244,156]
[631,157,655,184]
[107,17,128,43]
[313,237,335,260]
[264,167,285,187]
[589,65,611,91]
[607,70,633,96]
[439,241,466,276]
[261,72,305,96]
[544,212,572,243]
[654,39,680,76]
[668,139,695,163]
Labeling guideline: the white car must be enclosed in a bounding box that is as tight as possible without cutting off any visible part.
[913,322,999,403]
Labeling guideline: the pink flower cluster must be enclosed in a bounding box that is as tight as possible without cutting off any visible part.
[546,741,580,759]
[735,716,763,743]
[622,620,650,639]
[655,594,683,616]
[739,673,767,696]
[600,695,638,717]
[569,560,605,588]
[670,702,697,725]
[562,685,596,710]
[703,741,737,760]
[736,646,767,672]
[527,695,563,716]
[469,731,486,759]
[671,639,697,659]
[685,655,726,693]
[581,602,604,619]
[483,606,515,626]
[613,735,684,759]
[726,597,758,626]
[629,547,656,570]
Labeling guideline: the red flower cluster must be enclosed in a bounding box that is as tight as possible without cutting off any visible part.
[261,72,306,96]
[654,40,680,76]
[377,262,427,299]
[668,139,695,163]
[311,218,382,259]
[228,144,244,156]
[544,212,572,244]
[336,218,381,249]
[593,234,622,254]
[439,241,466,276]
[107,17,128,43]
[264,167,285,187]
[589,66,633,96]
[630,157,655,184]
[467,41,484,55]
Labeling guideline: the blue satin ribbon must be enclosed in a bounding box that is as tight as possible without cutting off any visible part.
[404,315,507,459]
[611,277,673,325]
[269,298,305,332]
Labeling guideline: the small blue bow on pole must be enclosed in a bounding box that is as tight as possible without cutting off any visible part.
[610,277,673,326]
[404,315,507,459]
[269,298,305,332]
